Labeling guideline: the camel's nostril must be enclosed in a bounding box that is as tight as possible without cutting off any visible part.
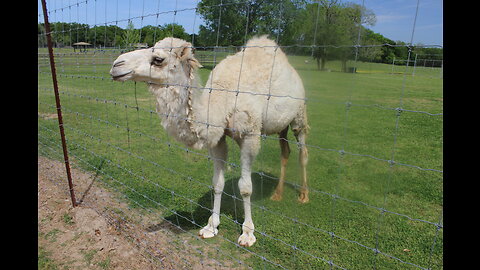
[113,60,125,67]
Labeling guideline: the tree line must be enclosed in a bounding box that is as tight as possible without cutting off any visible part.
[37,21,190,49]
[38,0,442,70]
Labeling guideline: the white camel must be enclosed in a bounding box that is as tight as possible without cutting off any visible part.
[110,36,309,247]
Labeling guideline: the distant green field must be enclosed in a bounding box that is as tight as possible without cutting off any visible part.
[38,48,443,269]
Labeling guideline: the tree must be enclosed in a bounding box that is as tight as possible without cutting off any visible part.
[41,22,90,48]
[138,24,190,47]
[196,0,306,47]
[197,0,255,46]
[37,22,191,49]
[361,29,396,63]
[122,21,141,48]
[139,25,161,46]
[88,25,124,47]
[302,0,376,71]
[161,23,190,41]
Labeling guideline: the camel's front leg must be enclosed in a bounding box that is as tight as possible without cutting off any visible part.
[237,135,260,247]
[199,136,227,239]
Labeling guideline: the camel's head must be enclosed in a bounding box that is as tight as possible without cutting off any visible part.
[110,37,202,84]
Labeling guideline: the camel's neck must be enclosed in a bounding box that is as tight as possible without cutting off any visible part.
[148,74,206,149]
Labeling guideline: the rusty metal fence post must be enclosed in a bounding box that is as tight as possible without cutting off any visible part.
[41,0,77,207]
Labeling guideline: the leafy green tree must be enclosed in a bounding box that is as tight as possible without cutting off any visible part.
[41,22,90,47]
[302,0,376,71]
[88,25,124,47]
[197,0,253,46]
[122,21,141,48]
[394,41,410,61]
[139,25,162,46]
[197,0,306,47]
[361,29,396,63]
[161,23,191,41]
[139,24,189,46]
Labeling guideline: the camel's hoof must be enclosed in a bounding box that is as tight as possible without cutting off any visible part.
[270,192,283,201]
[238,232,256,247]
[199,226,218,239]
[298,192,309,203]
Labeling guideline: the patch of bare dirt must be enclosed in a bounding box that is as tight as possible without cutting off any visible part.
[38,156,234,269]
[38,113,58,120]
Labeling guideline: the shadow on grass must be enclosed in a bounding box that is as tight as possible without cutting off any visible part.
[146,171,296,234]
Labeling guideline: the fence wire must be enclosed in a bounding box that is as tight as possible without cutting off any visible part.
[38,0,443,269]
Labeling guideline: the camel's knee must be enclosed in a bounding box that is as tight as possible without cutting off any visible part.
[212,180,225,195]
[238,177,252,197]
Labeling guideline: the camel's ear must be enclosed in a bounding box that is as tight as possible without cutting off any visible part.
[177,44,202,79]
[175,42,203,79]
[188,57,203,69]
[176,42,203,68]
[176,42,194,60]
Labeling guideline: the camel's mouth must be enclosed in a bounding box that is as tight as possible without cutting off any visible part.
[111,70,133,81]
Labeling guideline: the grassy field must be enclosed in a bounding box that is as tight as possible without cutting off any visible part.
[38,48,443,269]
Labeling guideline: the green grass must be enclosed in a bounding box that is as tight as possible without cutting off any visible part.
[38,49,443,269]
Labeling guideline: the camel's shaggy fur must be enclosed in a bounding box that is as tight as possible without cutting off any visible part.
[110,36,309,247]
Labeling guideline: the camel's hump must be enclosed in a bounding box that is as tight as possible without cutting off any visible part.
[245,35,278,49]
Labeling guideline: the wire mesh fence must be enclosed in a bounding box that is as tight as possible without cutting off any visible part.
[38,0,443,269]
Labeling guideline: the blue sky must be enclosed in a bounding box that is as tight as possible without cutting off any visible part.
[362,0,443,45]
[39,0,442,46]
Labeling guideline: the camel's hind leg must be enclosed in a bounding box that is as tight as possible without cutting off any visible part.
[292,108,309,203]
[270,127,290,201]
[294,128,309,203]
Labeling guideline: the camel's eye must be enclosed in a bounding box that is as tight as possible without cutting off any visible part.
[152,57,165,66]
